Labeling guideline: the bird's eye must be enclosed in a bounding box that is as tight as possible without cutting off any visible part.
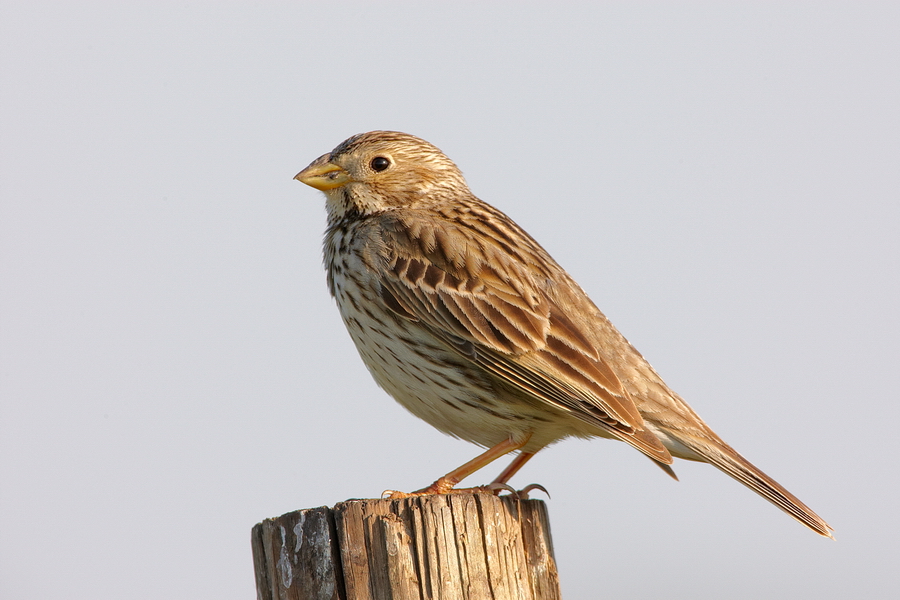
[370,156,391,172]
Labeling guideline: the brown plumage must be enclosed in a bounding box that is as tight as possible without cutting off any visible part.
[295,130,833,538]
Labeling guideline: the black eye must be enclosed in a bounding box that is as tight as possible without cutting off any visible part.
[370,156,391,172]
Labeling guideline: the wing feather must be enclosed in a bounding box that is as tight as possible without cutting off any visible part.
[376,211,672,463]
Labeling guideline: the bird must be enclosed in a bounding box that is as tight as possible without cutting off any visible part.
[294,130,833,538]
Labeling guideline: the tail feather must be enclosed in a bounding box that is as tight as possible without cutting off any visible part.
[694,442,833,538]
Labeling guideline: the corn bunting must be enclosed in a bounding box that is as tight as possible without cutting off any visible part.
[295,131,832,538]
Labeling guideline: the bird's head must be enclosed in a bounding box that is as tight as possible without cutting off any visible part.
[295,131,470,221]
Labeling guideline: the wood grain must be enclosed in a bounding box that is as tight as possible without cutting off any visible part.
[252,494,560,600]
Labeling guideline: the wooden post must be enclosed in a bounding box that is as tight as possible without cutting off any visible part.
[251,493,561,600]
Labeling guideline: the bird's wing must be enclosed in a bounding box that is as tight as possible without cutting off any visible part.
[374,211,672,464]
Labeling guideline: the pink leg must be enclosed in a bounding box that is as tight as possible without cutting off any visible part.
[385,435,531,499]
[491,451,537,485]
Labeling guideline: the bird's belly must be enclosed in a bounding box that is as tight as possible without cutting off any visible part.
[333,283,552,449]
[347,314,518,444]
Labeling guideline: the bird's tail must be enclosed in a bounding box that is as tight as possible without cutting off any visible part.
[684,438,833,538]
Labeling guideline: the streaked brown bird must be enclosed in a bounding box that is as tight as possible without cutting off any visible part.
[295,130,832,538]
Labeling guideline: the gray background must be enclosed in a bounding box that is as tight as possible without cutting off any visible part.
[2,2,898,598]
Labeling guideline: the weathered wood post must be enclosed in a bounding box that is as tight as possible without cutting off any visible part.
[251,493,561,600]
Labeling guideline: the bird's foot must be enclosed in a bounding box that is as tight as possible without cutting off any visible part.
[486,482,551,500]
[383,475,499,499]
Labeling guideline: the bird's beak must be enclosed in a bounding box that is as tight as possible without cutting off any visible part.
[294,154,351,191]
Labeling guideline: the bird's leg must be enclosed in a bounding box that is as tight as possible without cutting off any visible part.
[384,435,530,499]
[486,451,550,499]
[491,451,536,485]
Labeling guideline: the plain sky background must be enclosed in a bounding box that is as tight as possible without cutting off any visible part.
[2,2,898,598]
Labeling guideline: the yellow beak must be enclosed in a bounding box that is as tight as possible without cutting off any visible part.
[294,156,351,191]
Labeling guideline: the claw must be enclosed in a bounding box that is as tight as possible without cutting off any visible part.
[382,489,410,499]
[485,482,517,495]
[516,483,550,499]
[484,482,550,499]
